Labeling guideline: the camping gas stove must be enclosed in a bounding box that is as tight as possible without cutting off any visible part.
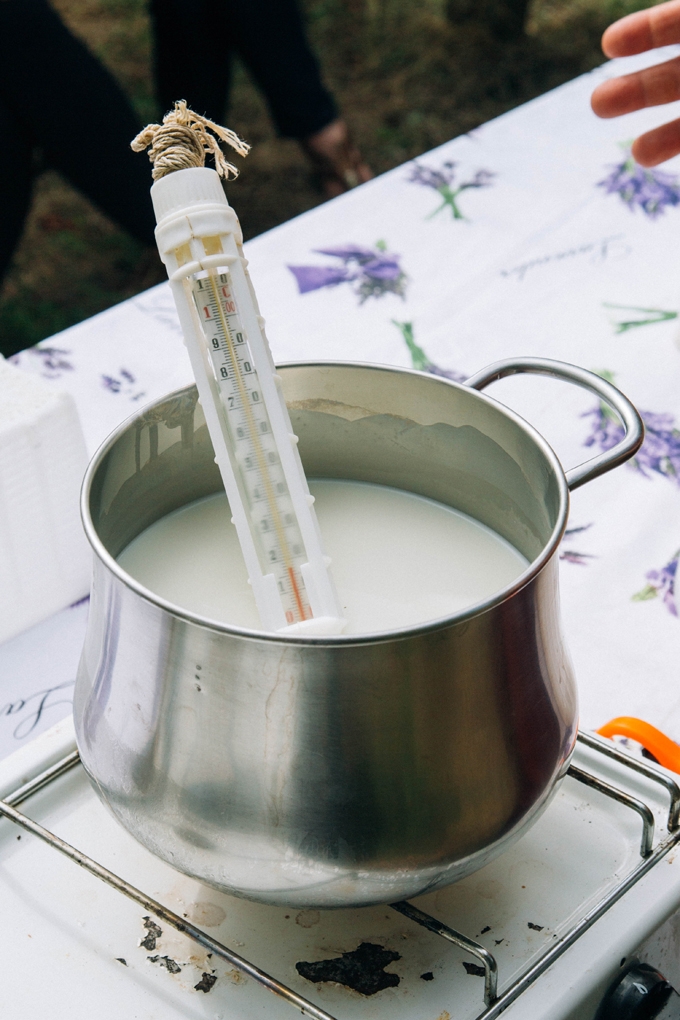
[2,719,680,1020]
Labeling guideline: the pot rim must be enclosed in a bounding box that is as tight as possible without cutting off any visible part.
[80,360,570,646]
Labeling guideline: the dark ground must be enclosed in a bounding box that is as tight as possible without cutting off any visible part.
[0,0,656,353]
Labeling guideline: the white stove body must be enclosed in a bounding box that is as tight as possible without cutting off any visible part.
[1,719,680,1020]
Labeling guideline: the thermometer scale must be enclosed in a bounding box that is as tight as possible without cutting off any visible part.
[149,165,345,634]
[192,268,312,625]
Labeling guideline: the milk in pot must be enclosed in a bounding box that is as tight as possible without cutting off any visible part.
[118,479,528,634]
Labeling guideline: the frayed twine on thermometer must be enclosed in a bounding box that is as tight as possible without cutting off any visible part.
[131,100,250,181]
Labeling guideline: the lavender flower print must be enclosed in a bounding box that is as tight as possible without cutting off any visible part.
[584,399,680,487]
[582,370,680,485]
[560,524,596,565]
[288,241,407,304]
[598,148,680,219]
[603,303,678,334]
[560,550,595,565]
[392,320,467,382]
[101,368,146,402]
[633,550,680,617]
[9,346,74,380]
[407,161,495,220]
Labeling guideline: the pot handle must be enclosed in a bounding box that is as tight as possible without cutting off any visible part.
[464,357,644,491]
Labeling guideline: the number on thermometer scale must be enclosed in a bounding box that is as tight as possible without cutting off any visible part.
[191,271,312,623]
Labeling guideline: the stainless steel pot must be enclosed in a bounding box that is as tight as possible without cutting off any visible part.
[74,358,643,908]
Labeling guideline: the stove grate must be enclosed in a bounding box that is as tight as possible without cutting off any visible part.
[1,732,678,1020]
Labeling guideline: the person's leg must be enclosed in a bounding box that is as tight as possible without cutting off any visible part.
[227,0,337,139]
[149,0,232,123]
[0,105,34,286]
[0,0,156,247]
[227,0,371,195]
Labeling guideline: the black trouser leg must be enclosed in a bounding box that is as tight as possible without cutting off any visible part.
[149,0,232,123]
[228,0,337,138]
[150,0,337,139]
[0,0,156,251]
[0,104,34,285]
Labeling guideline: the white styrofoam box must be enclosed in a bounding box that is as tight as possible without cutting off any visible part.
[0,357,91,644]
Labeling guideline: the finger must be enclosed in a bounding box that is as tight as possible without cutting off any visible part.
[602,0,680,57]
[632,117,680,165]
[591,55,680,118]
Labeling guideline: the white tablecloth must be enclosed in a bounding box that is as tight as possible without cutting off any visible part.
[3,46,680,759]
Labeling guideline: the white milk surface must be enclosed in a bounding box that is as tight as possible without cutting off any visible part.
[118,480,529,634]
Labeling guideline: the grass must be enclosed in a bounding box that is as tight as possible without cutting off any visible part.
[0,0,660,356]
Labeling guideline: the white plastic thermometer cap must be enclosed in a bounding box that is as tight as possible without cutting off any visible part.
[151,167,227,223]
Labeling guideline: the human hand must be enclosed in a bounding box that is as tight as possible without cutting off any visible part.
[591,0,680,166]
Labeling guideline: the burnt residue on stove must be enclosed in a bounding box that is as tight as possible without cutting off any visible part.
[139,915,163,950]
[296,942,401,995]
[136,914,220,991]
[115,958,128,966]
[420,971,434,981]
[463,961,486,977]
[527,922,544,931]
[148,954,182,974]
[194,972,218,993]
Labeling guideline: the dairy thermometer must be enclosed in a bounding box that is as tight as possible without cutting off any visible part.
[133,105,345,634]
